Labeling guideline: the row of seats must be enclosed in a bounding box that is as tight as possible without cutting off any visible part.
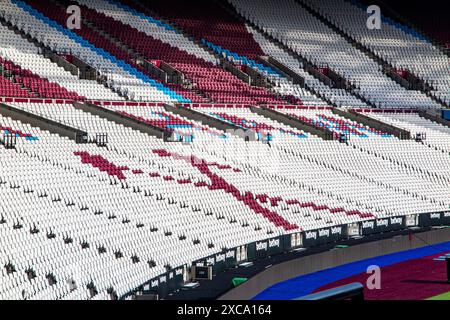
[0,10,123,101]
[139,0,266,60]
[3,0,180,102]
[0,56,83,99]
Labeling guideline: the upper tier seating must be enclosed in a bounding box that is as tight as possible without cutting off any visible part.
[302,0,450,105]
[123,0,331,107]
[71,0,287,105]
[228,0,442,109]
[135,0,266,61]
[0,57,83,99]
[3,0,182,102]
[247,25,369,109]
[103,104,227,140]
[359,0,450,47]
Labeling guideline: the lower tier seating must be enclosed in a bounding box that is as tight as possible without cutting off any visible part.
[1,102,448,299]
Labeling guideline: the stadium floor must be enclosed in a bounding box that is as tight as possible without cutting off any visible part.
[314,252,450,300]
[252,241,450,300]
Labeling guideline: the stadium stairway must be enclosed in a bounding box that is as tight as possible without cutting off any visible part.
[357,0,450,56]
[303,0,450,107]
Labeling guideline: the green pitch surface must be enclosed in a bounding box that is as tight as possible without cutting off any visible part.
[427,291,450,300]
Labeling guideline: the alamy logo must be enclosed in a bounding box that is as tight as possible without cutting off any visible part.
[366,5,381,30]
[66,5,81,30]
[366,265,381,290]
